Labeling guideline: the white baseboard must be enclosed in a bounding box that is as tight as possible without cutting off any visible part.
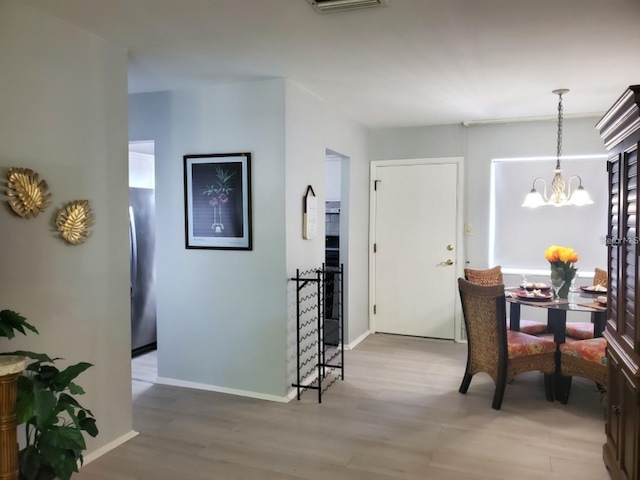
[155,376,290,403]
[83,430,138,465]
[155,333,371,405]
[345,330,369,350]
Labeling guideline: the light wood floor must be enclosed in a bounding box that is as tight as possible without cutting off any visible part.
[77,334,610,479]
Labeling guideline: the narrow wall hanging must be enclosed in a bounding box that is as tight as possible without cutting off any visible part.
[303,185,318,240]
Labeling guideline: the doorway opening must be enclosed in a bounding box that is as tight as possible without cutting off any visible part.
[129,141,158,383]
[325,149,349,346]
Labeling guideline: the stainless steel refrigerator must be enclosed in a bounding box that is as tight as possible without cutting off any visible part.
[129,187,157,355]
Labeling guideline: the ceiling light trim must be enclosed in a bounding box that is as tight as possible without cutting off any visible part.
[306,0,388,14]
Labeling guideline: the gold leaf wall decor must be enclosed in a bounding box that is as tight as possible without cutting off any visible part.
[56,200,94,245]
[6,167,52,218]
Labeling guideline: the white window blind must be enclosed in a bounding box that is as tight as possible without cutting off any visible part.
[489,156,608,274]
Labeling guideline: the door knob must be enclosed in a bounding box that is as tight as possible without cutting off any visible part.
[440,259,454,266]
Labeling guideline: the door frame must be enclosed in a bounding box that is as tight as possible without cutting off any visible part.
[369,157,466,342]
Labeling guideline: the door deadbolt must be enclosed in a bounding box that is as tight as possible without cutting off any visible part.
[447,244,454,251]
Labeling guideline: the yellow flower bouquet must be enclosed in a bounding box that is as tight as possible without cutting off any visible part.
[545,245,578,300]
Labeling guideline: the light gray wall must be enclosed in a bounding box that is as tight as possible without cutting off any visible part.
[0,0,132,454]
[466,117,607,268]
[129,79,370,399]
[284,81,369,349]
[129,81,289,398]
[368,117,607,269]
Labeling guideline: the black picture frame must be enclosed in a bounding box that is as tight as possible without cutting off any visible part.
[183,152,252,250]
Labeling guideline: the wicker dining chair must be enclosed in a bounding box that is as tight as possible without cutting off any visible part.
[566,267,609,340]
[594,267,608,287]
[457,278,557,410]
[464,266,547,335]
[557,337,608,404]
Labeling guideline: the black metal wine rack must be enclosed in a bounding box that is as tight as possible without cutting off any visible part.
[291,264,344,403]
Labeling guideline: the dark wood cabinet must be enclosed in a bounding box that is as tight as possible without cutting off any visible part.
[597,85,640,480]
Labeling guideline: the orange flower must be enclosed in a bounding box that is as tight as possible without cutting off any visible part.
[545,245,578,265]
[544,246,560,262]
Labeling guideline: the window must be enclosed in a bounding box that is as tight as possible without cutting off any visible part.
[489,155,608,275]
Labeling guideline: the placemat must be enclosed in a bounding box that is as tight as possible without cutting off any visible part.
[516,299,568,307]
[578,302,607,311]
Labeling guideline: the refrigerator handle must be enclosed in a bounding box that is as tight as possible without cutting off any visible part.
[129,206,138,298]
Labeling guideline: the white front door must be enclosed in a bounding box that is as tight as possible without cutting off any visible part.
[372,161,458,339]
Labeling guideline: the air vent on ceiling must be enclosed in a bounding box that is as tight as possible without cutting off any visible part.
[306,0,388,14]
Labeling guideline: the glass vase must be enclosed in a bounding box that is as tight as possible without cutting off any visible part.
[551,277,566,302]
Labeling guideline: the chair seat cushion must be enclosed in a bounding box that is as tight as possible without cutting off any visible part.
[566,321,595,340]
[559,337,607,366]
[537,333,578,343]
[507,319,547,335]
[507,331,557,359]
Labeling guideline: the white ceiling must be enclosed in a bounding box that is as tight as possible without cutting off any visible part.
[24,0,640,128]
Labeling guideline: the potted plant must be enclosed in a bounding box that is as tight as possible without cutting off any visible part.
[0,309,98,480]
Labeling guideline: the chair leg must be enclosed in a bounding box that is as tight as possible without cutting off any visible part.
[543,373,555,402]
[459,371,472,394]
[492,376,507,410]
[491,353,510,410]
[558,376,573,405]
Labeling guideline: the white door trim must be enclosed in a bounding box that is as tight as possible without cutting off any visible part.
[369,157,466,343]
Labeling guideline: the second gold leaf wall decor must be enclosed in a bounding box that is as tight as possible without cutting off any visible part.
[5,167,52,218]
[56,200,94,245]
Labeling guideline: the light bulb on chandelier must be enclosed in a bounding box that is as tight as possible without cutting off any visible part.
[522,89,594,208]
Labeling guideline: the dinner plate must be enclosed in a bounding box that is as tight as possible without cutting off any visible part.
[580,285,608,294]
[516,291,553,301]
[520,283,551,292]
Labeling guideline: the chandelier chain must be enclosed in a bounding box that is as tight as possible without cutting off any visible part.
[556,92,564,169]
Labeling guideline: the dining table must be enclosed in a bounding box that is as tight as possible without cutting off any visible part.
[505,287,607,343]
[505,286,607,401]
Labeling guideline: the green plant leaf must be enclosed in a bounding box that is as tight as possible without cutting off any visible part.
[0,309,38,339]
[37,427,85,480]
[56,393,87,428]
[37,365,61,385]
[40,425,86,450]
[5,350,57,363]
[38,443,81,480]
[19,445,41,480]
[15,375,35,424]
[51,362,93,392]
[80,416,99,437]
[57,392,83,409]
[67,381,85,395]
[33,387,58,429]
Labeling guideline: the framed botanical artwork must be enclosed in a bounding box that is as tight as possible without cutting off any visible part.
[183,152,252,250]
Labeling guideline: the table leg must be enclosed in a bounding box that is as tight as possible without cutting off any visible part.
[509,302,521,331]
[547,309,570,402]
[593,311,606,337]
[547,309,567,344]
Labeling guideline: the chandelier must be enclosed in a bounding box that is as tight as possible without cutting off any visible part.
[522,89,594,208]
